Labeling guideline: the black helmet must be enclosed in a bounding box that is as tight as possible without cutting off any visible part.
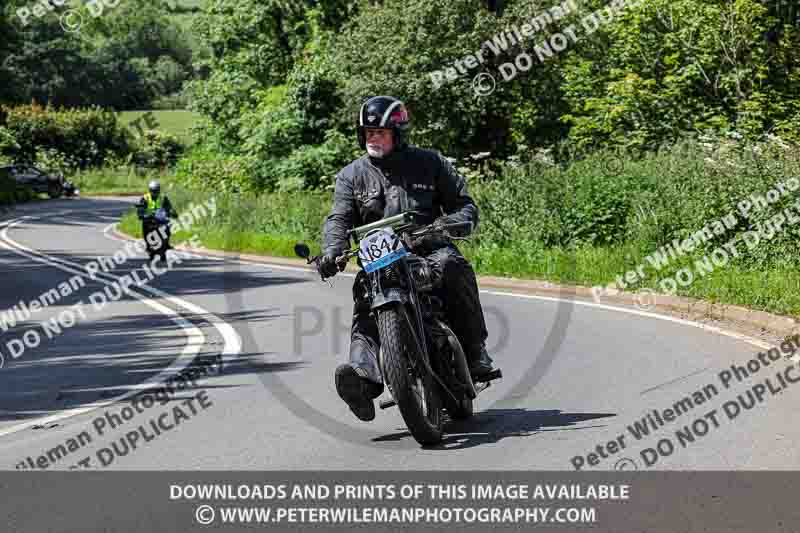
[357,95,410,150]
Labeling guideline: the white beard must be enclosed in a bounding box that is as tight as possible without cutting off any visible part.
[366,145,386,158]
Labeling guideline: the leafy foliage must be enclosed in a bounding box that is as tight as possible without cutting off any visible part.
[0,173,35,205]
[132,130,185,168]
[2,104,129,169]
[0,0,197,109]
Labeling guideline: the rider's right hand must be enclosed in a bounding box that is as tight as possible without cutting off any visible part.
[319,253,340,278]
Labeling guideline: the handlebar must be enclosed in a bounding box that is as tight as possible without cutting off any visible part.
[299,218,471,281]
[410,220,472,237]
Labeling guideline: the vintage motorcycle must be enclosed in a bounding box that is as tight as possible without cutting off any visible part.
[295,211,501,446]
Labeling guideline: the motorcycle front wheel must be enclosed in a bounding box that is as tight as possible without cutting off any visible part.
[378,304,443,446]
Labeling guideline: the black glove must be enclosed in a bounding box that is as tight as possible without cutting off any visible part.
[319,253,340,278]
[412,219,451,250]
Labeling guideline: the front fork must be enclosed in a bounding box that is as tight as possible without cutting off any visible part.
[369,260,430,372]
[369,262,460,407]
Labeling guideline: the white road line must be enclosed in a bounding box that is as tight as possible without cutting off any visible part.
[10,215,241,363]
[481,289,781,354]
[0,226,204,437]
[0,214,242,438]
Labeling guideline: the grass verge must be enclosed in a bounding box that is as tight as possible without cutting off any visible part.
[113,181,800,318]
[72,167,177,196]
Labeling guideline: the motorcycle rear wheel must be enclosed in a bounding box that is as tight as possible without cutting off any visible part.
[378,305,443,446]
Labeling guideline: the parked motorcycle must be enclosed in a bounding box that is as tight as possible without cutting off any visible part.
[295,211,502,446]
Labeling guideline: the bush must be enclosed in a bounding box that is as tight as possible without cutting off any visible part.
[0,127,20,164]
[152,91,193,110]
[267,130,360,191]
[238,85,304,162]
[470,134,800,272]
[286,53,343,146]
[132,129,185,168]
[0,174,35,205]
[2,104,129,168]
[33,147,81,176]
[562,0,800,152]
[173,147,252,193]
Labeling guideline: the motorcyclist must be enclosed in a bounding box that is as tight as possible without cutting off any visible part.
[136,180,176,261]
[321,95,499,422]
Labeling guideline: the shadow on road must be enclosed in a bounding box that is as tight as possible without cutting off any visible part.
[372,409,616,449]
[0,306,301,423]
[0,200,318,422]
[0,199,312,424]
[13,250,308,298]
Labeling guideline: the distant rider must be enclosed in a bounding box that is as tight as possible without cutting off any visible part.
[136,180,176,261]
[321,95,499,422]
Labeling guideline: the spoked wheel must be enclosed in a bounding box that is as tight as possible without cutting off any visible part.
[378,304,443,446]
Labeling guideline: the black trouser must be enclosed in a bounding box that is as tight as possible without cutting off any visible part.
[347,244,488,391]
[142,219,170,253]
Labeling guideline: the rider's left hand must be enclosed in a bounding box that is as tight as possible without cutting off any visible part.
[412,232,449,251]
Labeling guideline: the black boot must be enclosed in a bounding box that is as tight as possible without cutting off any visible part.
[466,343,496,382]
[335,364,383,421]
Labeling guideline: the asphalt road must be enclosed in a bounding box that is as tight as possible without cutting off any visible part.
[0,197,797,471]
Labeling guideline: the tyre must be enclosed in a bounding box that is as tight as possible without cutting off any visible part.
[438,325,474,420]
[47,182,63,198]
[378,305,443,445]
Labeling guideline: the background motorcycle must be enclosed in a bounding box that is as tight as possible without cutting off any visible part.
[141,208,171,262]
[295,211,501,446]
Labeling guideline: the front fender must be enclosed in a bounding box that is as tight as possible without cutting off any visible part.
[370,287,408,310]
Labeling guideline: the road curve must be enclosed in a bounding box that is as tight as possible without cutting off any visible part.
[0,197,797,471]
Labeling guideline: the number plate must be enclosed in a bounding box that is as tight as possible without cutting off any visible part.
[359,228,407,273]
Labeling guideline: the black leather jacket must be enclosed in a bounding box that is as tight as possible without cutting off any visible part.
[322,144,479,256]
